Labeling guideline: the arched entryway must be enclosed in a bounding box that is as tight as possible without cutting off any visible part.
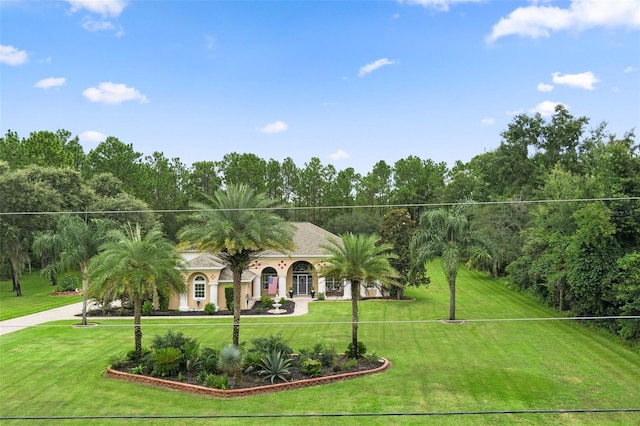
[291,261,313,296]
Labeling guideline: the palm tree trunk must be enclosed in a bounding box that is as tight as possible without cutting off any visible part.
[81,263,89,326]
[232,268,242,347]
[351,280,359,358]
[133,293,142,362]
[449,277,456,321]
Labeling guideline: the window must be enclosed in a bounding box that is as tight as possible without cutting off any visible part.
[261,267,278,291]
[325,278,342,292]
[193,275,206,300]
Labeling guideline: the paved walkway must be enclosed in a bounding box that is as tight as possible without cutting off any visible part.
[0,297,312,337]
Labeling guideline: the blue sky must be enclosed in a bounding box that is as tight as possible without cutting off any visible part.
[1,0,639,174]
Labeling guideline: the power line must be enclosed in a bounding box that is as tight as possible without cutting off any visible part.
[3,408,640,420]
[3,314,639,331]
[0,196,638,216]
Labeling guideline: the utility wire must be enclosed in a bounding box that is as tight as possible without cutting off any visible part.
[3,315,639,331]
[1,196,638,216]
[3,408,640,420]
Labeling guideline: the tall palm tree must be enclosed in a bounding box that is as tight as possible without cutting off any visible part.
[32,215,114,325]
[319,233,399,358]
[89,223,185,361]
[410,205,496,321]
[178,184,294,346]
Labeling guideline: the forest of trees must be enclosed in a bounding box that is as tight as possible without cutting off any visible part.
[1,105,638,340]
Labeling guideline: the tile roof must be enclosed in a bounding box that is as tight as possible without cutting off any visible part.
[218,268,257,282]
[184,253,225,269]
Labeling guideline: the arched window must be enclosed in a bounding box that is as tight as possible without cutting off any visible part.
[261,267,278,291]
[193,275,206,300]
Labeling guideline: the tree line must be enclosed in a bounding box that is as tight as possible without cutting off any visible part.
[1,105,638,341]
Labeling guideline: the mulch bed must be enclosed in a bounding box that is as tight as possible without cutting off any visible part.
[108,355,390,397]
[83,300,296,317]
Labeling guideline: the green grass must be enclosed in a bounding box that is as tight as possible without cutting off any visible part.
[0,271,82,321]
[1,263,639,425]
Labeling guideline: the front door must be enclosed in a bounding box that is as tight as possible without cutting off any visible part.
[292,262,313,295]
[293,274,309,295]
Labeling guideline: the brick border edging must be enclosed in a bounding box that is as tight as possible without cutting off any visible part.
[105,357,391,398]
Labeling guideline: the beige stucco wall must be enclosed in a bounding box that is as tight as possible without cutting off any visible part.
[169,256,327,311]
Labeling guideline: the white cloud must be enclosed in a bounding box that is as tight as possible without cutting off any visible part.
[487,0,640,42]
[358,58,396,77]
[552,71,599,90]
[259,121,288,134]
[38,56,52,64]
[66,0,128,17]
[481,118,495,126]
[79,131,107,143]
[81,16,123,35]
[506,109,523,115]
[0,44,28,65]
[624,65,637,73]
[34,77,66,89]
[329,149,350,161]
[537,82,554,92]
[530,100,567,117]
[399,0,481,12]
[83,82,149,104]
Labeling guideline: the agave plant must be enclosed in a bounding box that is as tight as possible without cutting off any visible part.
[257,350,292,383]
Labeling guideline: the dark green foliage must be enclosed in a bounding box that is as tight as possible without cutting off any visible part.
[250,333,293,356]
[200,347,220,374]
[325,212,382,236]
[299,341,337,367]
[257,351,292,383]
[345,341,367,359]
[204,303,216,315]
[317,292,325,301]
[151,330,195,353]
[151,347,182,377]
[301,359,322,377]
[203,374,228,389]
[142,300,153,316]
[55,276,78,292]
[261,295,274,309]
[224,286,234,311]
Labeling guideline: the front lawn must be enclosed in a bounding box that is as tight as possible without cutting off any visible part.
[0,271,82,321]
[1,263,639,425]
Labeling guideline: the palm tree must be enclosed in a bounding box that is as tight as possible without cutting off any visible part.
[89,223,185,361]
[319,233,399,358]
[410,205,496,321]
[32,215,114,325]
[178,184,294,346]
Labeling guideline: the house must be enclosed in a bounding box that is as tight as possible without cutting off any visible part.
[169,222,384,311]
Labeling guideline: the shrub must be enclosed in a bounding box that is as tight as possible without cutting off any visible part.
[250,333,292,356]
[204,303,216,315]
[301,358,322,377]
[129,365,144,375]
[317,292,326,301]
[56,276,78,292]
[364,352,381,364]
[261,295,274,309]
[258,351,292,383]
[204,374,228,389]
[345,341,367,359]
[151,347,182,377]
[107,352,128,370]
[142,300,153,316]
[217,344,243,377]
[224,287,234,311]
[243,351,263,370]
[201,347,219,374]
[151,330,195,353]
[343,358,358,369]
[183,340,201,372]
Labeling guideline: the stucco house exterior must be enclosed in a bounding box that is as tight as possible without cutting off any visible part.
[169,222,384,312]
